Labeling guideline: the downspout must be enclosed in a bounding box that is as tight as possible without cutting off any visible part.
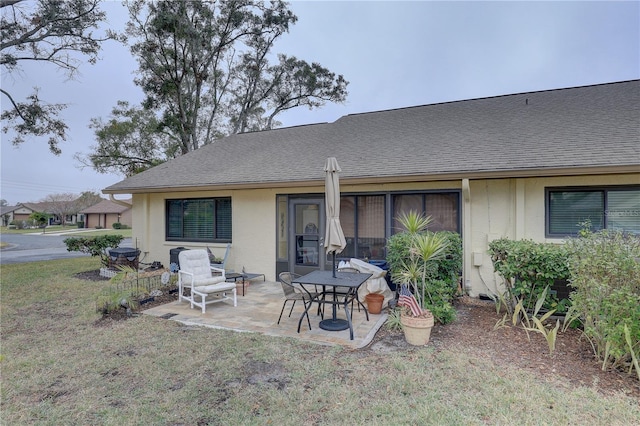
[462,178,472,295]
[515,179,525,240]
[109,194,131,208]
[143,194,150,259]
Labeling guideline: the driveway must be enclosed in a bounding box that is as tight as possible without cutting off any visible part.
[0,233,133,265]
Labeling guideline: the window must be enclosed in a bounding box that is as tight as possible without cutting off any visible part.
[547,186,640,237]
[276,195,288,261]
[339,191,461,260]
[166,198,232,242]
[392,192,460,233]
[340,195,386,259]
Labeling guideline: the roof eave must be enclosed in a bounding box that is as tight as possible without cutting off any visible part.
[102,165,638,195]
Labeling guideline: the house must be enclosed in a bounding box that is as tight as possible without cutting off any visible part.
[1,205,18,226]
[4,203,38,226]
[79,198,132,229]
[103,80,640,298]
[2,202,80,227]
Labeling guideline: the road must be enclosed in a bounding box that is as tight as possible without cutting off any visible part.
[0,233,133,265]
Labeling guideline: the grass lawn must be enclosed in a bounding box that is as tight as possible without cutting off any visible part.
[1,258,639,425]
[1,226,132,238]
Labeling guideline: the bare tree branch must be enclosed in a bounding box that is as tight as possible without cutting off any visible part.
[0,0,122,153]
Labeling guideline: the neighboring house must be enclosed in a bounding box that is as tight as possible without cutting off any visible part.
[103,80,640,298]
[18,202,80,226]
[5,203,38,225]
[2,199,105,227]
[2,203,70,226]
[1,205,18,226]
[79,199,132,229]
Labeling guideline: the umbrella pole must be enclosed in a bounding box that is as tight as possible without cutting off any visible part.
[332,251,336,277]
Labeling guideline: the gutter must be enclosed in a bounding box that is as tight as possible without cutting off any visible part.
[109,194,132,208]
[101,165,638,195]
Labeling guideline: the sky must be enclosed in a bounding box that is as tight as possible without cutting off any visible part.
[1,0,638,205]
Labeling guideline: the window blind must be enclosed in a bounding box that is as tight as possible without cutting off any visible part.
[166,197,231,242]
[549,191,604,235]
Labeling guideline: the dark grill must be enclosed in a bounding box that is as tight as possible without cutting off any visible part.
[169,247,189,270]
[108,248,140,269]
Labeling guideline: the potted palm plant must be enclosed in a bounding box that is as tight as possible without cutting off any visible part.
[391,211,449,345]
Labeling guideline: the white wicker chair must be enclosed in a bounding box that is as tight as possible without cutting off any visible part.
[178,249,237,313]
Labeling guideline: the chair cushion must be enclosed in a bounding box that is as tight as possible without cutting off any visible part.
[193,275,227,286]
[194,281,236,294]
[179,250,222,281]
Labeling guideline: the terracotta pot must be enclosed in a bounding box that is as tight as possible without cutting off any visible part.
[365,293,384,314]
[236,280,249,295]
[400,310,435,345]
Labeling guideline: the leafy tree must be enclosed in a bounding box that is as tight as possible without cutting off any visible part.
[0,0,121,154]
[83,0,348,176]
[0,199,7,206]
[76,101,171,176]
[28,210,49,226]
[74,191,103,211]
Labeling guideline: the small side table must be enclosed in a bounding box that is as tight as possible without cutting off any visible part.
[225,272,266,296]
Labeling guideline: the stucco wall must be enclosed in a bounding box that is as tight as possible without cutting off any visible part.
[129,173,638,296]
[466,173,639,297]
[131,189,281,277]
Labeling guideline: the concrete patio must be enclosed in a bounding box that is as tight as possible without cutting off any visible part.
[143,279,388,349]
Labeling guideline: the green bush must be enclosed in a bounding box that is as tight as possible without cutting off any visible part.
[488,238,571,313]
[63,235,125,268]
[112,222,122,229]
[388,230,462,288]
[386,212,462,324]
[565,229,640,379]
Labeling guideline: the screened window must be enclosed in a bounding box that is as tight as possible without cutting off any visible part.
[392,192,460,233]
[340,195,386,260]
[547,187,639,236]
[166,198,232,242]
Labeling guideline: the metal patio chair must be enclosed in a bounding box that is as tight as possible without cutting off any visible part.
[278,272,323,330]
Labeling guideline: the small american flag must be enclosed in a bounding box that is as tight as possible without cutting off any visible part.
[398,285,422,317]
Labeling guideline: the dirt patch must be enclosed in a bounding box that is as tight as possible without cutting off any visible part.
[367,296,640,399]
[77,269,180,325]
[74,269,111,282]
[93,291,180,326]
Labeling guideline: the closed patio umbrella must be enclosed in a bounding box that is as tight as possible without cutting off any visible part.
[324,157,347,277]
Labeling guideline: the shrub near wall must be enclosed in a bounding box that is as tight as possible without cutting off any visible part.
[566,230,640,379]
[387,230,462,324]
[488,239,571,313]
[388,231,462,285]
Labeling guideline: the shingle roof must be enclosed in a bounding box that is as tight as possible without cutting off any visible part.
[0,205,18,215]
[104,80,640,194]
[80,199,131,214]
[21,202,53,212]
